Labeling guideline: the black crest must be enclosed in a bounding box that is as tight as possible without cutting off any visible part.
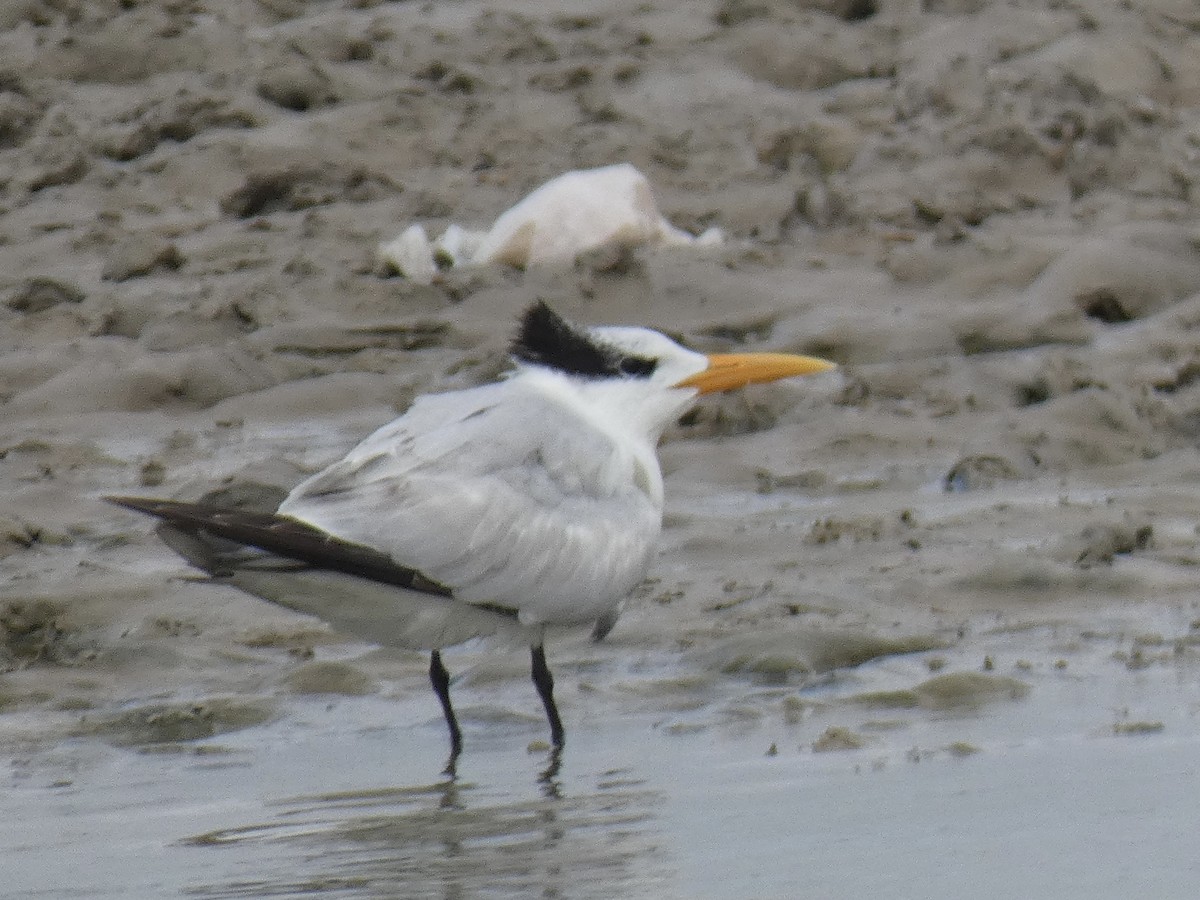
[511,301,648,379]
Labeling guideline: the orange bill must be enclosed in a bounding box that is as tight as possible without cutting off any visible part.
[674,352,837,395]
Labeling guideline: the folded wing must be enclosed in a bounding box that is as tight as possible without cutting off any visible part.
[278,378,661,625]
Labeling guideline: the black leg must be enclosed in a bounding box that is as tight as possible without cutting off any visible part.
[530,644,564,747]
[429,650,462,770]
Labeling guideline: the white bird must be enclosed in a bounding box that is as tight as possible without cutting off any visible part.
[108,302,834,764]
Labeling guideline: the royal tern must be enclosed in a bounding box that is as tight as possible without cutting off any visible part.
[108,301,834,763]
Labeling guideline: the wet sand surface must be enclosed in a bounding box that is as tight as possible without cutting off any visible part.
[4,0,1200,896]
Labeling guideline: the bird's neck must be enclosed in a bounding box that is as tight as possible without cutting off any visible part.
[517,366,698,508]
[566,374,696,446]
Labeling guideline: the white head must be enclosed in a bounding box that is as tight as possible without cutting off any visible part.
[584,324,711,388]
[509,302,836,439]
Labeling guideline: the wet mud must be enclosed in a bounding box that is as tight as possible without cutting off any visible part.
[3,0,1200,896]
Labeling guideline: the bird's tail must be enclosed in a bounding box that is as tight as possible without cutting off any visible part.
[105,495,534,651]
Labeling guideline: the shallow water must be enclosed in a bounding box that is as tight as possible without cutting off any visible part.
[5,1,1200,894]
[6,640,1198,900]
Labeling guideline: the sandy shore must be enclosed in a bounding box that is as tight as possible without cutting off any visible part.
[3,0,1200,895]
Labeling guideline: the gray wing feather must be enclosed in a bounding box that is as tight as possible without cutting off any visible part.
[277,380,661,626]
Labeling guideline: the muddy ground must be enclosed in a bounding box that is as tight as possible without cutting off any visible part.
[3,0,1200,896]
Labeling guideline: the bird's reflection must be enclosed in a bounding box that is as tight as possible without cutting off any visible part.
[184,759,667,899]
[538,744,564,796]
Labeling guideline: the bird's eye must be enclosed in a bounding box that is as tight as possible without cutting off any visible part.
[618,356,657,377]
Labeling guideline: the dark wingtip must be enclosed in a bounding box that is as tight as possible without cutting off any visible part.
[105,495,166,515]
[106,494,456,598]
